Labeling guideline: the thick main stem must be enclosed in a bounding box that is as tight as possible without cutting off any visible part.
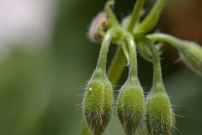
[108,45,127,85]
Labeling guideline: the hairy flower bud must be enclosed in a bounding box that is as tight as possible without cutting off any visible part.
[83,69,113,135]
[88,12,109,43]
[146,89,175,135]
[117,78,144,135]
[179,41,202,76]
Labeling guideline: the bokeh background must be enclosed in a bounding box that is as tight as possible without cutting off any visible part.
[0,0,202,135]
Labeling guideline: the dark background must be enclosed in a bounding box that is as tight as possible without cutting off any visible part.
[0,0,202,135]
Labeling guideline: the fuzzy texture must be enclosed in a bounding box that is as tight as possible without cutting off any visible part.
[146,91,175,135]
[180,42,202,76]
[83,71,113,135]
[88,12,108,43]
[117,78,144,135]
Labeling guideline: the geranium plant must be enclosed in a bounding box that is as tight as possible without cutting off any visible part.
[81,0,202,135]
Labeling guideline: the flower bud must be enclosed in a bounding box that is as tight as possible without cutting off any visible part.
[179,41,202,76]
[83,69,113,135]
[117,78,144,135]
[146,90,175,135]
[88,12,109,43]
[137,41,163,62]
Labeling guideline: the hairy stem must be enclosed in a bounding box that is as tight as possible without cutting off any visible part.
[97,27,124,71]
[125,34,138,78]
[146,39,164,92]
[147,33,183,49]
[96,29,114,71]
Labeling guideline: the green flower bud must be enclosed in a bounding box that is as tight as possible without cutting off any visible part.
[144,39,175,135]
[88,12,108,43]
[83,69,113,135]
[117,78,144,135]
[146,89,175,135]
[179,42,202,76]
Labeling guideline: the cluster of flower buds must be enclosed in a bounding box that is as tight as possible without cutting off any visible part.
[83,25,176,135]
[82,0,202,135]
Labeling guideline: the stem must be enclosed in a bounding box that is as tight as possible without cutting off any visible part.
[125,34,138,78]
[147,33,183,49]
[127,0,145,32]
[96,27,124,72]
[96,29,114,71]
[146,39,164,92]
[108,0,145,84]
[135,0,167,34]
[108,44,127,85]
[105,1,119,27]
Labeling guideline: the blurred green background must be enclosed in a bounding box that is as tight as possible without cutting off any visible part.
[0,0,202,135]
